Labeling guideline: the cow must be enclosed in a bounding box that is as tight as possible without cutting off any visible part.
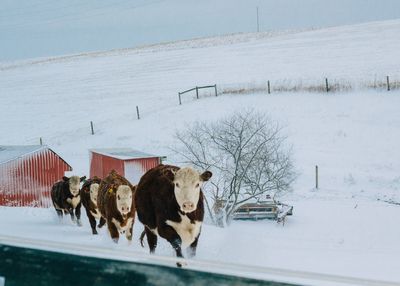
[80,176,106,234]
[51,175,86,225]
[135,164,212,266]
[97,170,136,243]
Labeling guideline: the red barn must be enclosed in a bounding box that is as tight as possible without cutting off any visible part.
[89,148,164,185]
[0,145,72,207]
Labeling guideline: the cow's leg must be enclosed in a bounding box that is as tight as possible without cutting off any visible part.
[86,209,98,234]
[187,233,200,258]
[68,208,76,223]
[158,224,184,266]
[107,219,119,243]
[145,227,158,253]
[75,203,82,226]
[98,217,106,228]
[126,217,135,242]
[55,209,63,221]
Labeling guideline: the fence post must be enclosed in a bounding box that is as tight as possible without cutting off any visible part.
[90,121,94,135]
[214,84,218,97]
[196,87,199,99]
[136,106,140,120]
[267,80,271,94]
[325,78,329,93]
[387,76,390,91]
[178,92,182,105]
[39,137,43,146]
[315,165,319,189]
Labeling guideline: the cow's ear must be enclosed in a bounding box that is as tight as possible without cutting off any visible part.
[200,171,212,182]
[80,176,86,182]
[62,176,69,181]
[164,169,176,182]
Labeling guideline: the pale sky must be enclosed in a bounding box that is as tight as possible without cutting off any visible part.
[1,0,400,61]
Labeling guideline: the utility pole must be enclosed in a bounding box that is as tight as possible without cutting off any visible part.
[256,6,260,32]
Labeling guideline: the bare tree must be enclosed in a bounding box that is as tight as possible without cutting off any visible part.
[173,110,295,226]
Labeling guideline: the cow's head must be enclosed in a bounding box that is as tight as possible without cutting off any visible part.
[116,185,133,217]
[90,183,99,205]
[63,176,86,196]
[168,167,212,213]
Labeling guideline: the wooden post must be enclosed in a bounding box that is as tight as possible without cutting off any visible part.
[90,121,94,135]
[387,76,390,91]
[39,137,43,146]
[325,78,329,93]
[196,87,199,99]
[136,106,140,120]
[256,6,259,32]
[267,80,271,94]
[315,165,319,189]
[214,84,218,97]
[178,92,182,105]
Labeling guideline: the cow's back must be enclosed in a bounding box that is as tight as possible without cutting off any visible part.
[51,180,66,206]
[135,164,180,228]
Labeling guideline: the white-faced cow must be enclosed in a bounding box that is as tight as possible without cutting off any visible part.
[51,175,86,225]
[80,176,106,234]
[135,164,212,266]
[97,170,136,243]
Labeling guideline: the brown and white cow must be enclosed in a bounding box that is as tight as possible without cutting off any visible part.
[80,176,106,234]
[51,175,86,225]
[97,170,136,243]
[135,164,212,265]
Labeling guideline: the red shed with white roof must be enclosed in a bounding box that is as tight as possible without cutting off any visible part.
[89,148,164,185]
[0,145,72,207]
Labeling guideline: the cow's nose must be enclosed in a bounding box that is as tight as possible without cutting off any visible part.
[183,202,194,210]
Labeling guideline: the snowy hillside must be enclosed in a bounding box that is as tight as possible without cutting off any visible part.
[1,19,400,284]
[2,0,400,61]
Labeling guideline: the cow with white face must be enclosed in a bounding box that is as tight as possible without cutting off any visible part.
[51,175,86,226]
[80,176,106,234]
[97,170,136,243]
[135,164,212,266]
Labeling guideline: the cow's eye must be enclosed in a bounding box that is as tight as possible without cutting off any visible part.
[175,183,180,188]
[117,195,120,200]
[195,183,200,188]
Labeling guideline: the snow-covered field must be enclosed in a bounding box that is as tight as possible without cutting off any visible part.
[1,19,400,284]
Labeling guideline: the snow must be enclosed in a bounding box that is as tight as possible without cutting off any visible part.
[1,19,400,284]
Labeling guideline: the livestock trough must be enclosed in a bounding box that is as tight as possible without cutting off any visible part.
[233,199,293,221]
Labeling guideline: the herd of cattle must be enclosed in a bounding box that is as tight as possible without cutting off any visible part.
[50,164,212,264]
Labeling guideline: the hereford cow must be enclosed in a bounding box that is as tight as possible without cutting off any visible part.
[51,175,86,225]
[80,176,106,234]
[97,170,136,243]
[135,164,212,265]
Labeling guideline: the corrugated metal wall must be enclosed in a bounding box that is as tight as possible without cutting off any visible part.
[89,152,124,179]
[0,148,72,207]
[90,152,160,185]
[124,158,161,185]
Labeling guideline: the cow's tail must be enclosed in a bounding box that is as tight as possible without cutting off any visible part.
[139,229,146,247]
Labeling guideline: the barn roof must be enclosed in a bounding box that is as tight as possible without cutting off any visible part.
[0,145,45,164]
[90,148,162,160]
[0,145,72,170]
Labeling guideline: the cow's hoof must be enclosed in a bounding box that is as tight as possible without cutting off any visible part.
[112,238,119,244]
[98,224,103,228]
[92,229,98,235]
[77,220,82,227]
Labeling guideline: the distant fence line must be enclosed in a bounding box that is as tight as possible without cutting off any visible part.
[178,84,217,105]
[219,75,400,96]
[176,76,399,105]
